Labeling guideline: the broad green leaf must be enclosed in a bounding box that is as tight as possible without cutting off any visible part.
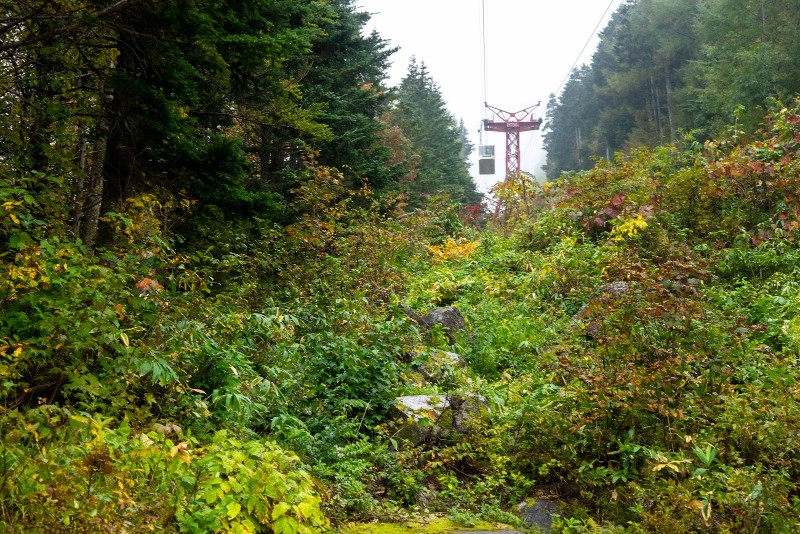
[272,501,291,520]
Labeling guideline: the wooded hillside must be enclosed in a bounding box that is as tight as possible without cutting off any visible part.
[2,1,800,533]
[543,0,800,177]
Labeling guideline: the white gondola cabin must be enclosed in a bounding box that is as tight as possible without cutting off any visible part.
[478,144,495,175]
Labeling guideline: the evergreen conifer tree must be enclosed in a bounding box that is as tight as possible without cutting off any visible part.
[392,58,481,206]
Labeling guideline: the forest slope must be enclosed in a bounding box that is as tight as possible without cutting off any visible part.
[3,0,800,532]
[3,96,800,532]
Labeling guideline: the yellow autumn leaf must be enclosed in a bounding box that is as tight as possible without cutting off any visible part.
[226,501,242,520]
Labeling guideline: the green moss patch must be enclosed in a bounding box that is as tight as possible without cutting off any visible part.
[339,516,517,533]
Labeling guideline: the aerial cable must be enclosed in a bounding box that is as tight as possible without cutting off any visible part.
[552,0,616,101]
[523,0,617,166]
[481,0,488,107]
[479,0,489,145]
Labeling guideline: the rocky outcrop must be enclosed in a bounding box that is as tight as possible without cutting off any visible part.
[393,393,486,445]
[401,304,467,344]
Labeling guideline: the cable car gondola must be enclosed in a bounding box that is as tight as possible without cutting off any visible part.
[478,144,495,175]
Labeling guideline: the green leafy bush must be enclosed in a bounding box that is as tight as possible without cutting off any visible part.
[0,406,328,533]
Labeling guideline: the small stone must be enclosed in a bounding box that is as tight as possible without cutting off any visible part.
[518,498,558,533]
[601,281,630,297]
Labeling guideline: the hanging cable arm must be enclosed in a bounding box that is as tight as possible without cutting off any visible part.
[484,102,542,124]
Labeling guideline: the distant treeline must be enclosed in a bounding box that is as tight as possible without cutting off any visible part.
[543,0,800,177]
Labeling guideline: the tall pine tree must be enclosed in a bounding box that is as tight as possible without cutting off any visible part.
[300,0,398,190]
[391,58,481,206]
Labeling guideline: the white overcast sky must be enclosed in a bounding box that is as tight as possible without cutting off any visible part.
[357,0,626,192]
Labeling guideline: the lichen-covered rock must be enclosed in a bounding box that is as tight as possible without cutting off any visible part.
[394,395,449,422]
[518,498,558,533]
[393,395,448,444]
[401,304,467,344]
[413,349,468,384]
[393,393,487,445]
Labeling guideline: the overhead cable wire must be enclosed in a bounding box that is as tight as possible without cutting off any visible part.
[552,0,616,101]
[481,0,489,102]
[523,0,617,169]
[479,0,489,144]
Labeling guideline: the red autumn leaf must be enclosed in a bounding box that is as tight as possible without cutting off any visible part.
[135,278,163,295]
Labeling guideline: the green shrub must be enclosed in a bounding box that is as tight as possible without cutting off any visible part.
[0,407,328,533]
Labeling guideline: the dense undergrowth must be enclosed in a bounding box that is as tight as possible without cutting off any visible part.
[3,101,800,532]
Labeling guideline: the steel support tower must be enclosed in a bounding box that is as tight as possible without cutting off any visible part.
[483,102,543,216]
[483,102,543,179]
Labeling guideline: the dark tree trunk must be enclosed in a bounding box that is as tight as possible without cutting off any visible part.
[665,66,675,142]
[79,118,108,248]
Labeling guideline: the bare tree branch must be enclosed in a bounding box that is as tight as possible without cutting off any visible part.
[0,0,139,54]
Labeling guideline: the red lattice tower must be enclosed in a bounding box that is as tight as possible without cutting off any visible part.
[484,102,543,215]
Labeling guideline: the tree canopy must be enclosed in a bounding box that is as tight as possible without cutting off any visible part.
[543,0,800,177]
[0,0,479,252]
